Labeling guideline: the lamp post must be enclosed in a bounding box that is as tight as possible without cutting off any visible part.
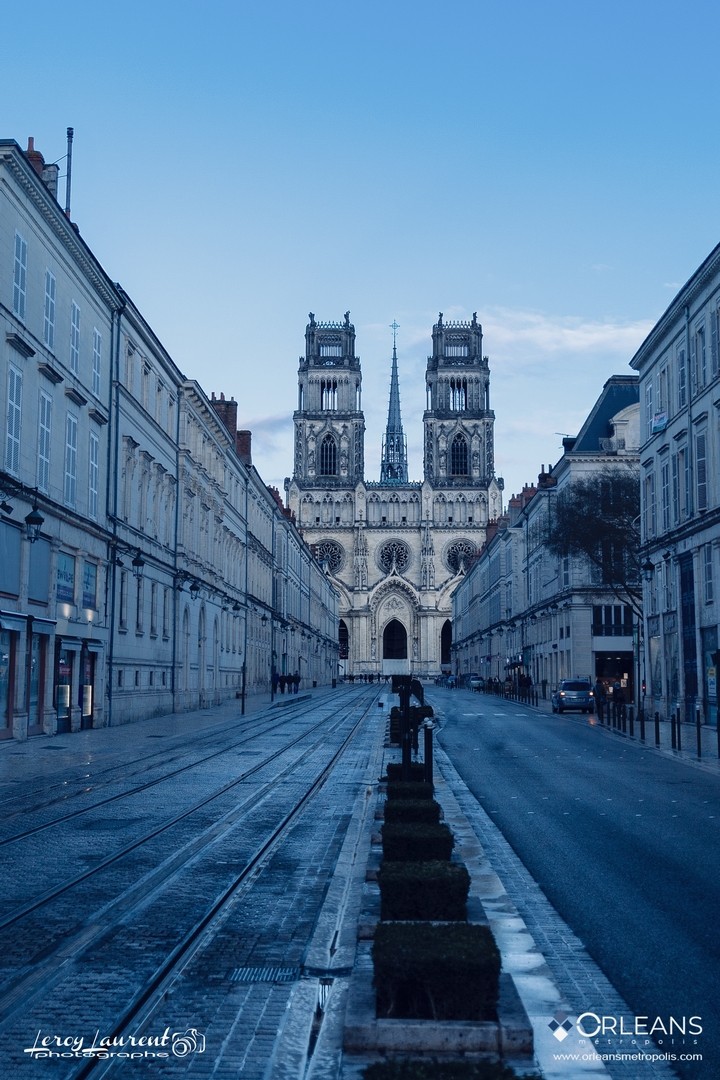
[640,558,654,724]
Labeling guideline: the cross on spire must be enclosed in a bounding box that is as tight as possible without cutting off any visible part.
[390,319,400,349]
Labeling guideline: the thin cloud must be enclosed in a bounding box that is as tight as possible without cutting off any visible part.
[483,308,653,358]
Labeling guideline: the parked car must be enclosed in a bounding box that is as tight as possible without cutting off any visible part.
[468,674,484,691]
[551,679,594,714]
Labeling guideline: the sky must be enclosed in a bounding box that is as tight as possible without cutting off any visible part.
[7,0,720,504]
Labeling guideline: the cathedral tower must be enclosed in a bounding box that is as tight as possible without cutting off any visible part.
[423,312,494,486]
[293,312,365,486]
[379,322,408,484]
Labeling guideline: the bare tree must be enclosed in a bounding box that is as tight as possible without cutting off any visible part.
[545,464,642,617]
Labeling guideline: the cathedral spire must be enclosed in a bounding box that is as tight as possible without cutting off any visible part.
[380,321,408,484]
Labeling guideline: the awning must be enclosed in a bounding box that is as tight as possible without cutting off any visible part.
[60,638,83,652]
[0,612,27,633]
[29,617,56,635]
[86,641,105,654]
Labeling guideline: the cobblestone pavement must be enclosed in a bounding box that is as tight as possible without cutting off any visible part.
[0,685,387,1079]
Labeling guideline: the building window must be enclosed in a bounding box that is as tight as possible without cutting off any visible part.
[704,545,714,604]
[562,555,570,589]
[660,460,670,533]
[150,581,158,636]
[136,578,144,633]
[677,346,687,409]
[712,303,720,378]
[37,391,52,492]
[44,270,56,349]
[645,380,653,440]
[162,586,170,638]
[92,328,102,396]
[449,378,467,411]
[644,470,656,539]
[64,413,78,508]
[119,570,128,629]
[56,552,75,603]
[696,431,707,512]
[5,365,22,475]
[13,232,27,319]
[450,433,468,476]
[83,561,97,609]
[320,379,338,410]
[70,302,81,373]
[319,433,337,475]
[691,323,707,393]
[88,431,99,519]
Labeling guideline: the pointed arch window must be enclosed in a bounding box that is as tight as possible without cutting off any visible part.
[320,433,337,476]
[450,378,467,411]
[450,433,469,476]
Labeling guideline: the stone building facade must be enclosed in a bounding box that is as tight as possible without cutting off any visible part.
[285,312,504,677]
[631,240,720,723]
[0,136,337,740]
[452,376,640,699]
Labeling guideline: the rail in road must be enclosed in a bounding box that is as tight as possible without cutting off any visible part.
[0,685,383,1077]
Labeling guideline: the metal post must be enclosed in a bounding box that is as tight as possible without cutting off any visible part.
[671,709,676,750]
[423,721,434,786]
[696,704,702,760]
[676,705,682,752]
[639,705,645,743]
[628,705,634,739]
[654,711,660,748]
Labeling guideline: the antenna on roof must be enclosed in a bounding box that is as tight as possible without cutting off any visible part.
[64,127,74,217]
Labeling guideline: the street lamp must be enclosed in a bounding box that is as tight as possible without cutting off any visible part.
[131,549,145,580]
[25,500,44,543]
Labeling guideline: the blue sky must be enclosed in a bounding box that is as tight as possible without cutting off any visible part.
[8,0,720,502]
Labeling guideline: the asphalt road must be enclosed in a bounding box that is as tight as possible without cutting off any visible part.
[436,691,720,1080]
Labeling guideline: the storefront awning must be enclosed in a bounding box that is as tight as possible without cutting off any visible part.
[29,617,56,635]
[60,637,83,652]
[0,612,27,633]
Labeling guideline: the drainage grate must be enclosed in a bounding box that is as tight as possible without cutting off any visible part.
[229,965,300,984]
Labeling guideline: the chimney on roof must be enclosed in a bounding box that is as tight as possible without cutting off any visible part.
[210,391,238,438]
[236,430,252,466]
[25,137,59,200]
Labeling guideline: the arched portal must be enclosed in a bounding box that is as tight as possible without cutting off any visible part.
[441,619,452,669]
[383,619,408,660]
[339,619,349,659]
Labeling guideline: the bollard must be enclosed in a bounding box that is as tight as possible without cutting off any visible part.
[639,706,645,743]
[654,711,660,747]
[622,705,627,735]
[423,721,434,786]
[671,710,677,750]
[696,705,702,760]
[628,705,634,739]
[676,705,682,752]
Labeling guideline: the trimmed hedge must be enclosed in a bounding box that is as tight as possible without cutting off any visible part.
[381,822,454,862]
[378,860,470,921]
[386,761,427,783]
[363,1061,541,1080]
[373,922,501,1020]
[383,798,441,825]
[386,780,434,801]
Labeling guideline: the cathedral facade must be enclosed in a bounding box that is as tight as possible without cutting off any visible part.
[284,312,504,677]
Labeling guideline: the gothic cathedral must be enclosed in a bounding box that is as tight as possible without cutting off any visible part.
[284,312,504,677]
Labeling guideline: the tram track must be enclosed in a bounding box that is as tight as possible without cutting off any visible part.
[0,692,345,833]
[66,691,376,1079]
[0,687,382,1042]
